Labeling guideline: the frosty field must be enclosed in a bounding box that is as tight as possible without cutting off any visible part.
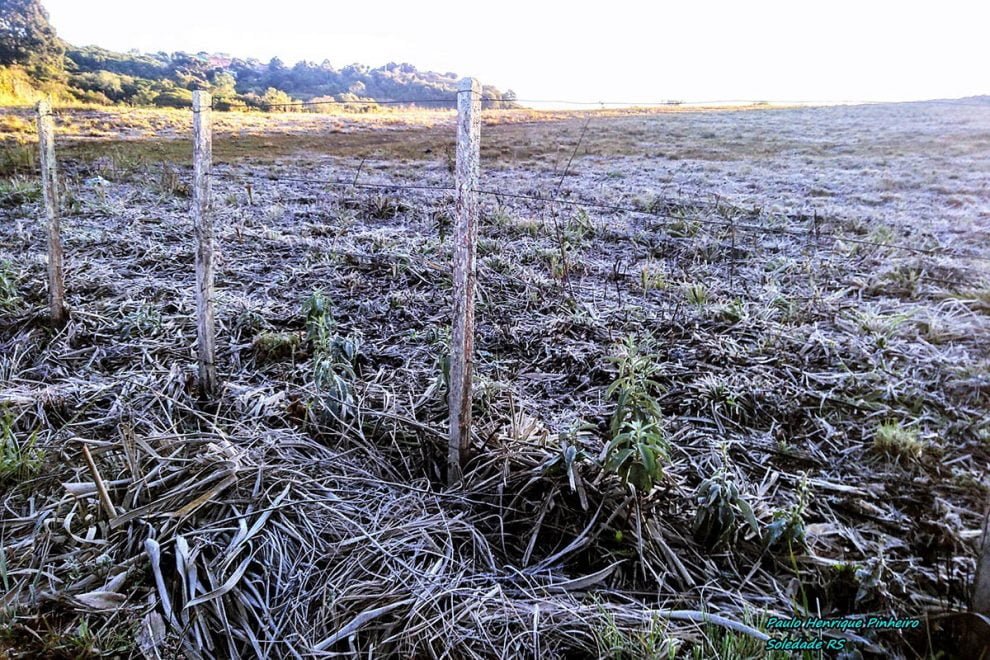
[0,99,988,658]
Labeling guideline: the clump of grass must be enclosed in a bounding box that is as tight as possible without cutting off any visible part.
[0,261,22,311]
[0,408,44,483]
[476,237,501,258]
[0,176,41,207]
[481,254,518,277]
[689,373,743,411]
[30,616,136,658]
[851,308,912,348]
[663,207,701,238]
[430,207,453,241]
[715,298,746,323]
[365,193,408,220]
[539,246,578,280]
[952,287,990,315]
[0,114,33,136]
[872,421,924,460]
[118,303,163,338]
[486,206,512,228]
[93,147,150,181]
[253,331,302,362]
[688,618,792,660]
[876,263,923,296]
[512,216,542,237]
[639,259,666,292]
[593,604,678,659]
[631,192,668,215]
[767,293,802,324]
[668,216,701,238]
[0,143,36,177]
[563,208,596,243]
[683,282,709,306]
[155,163,189,197]
[866,224,895,246]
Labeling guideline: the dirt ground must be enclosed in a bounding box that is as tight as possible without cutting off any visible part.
[0,99,988,658]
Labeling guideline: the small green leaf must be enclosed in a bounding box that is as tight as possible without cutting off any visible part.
[736,498,760,535]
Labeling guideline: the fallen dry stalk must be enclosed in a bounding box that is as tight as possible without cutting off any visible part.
[80,441,118,519]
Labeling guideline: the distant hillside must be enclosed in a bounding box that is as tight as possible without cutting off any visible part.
[63,47,517,110]
[0,0,517,110]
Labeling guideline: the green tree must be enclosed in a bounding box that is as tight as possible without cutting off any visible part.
[210,71,237,96]
[260,86,293,111]
[0,0,62,66]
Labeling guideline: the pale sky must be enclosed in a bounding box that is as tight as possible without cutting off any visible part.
[44,0,988,104]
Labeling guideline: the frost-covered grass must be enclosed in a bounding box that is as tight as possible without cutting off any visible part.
[0,98,987,658]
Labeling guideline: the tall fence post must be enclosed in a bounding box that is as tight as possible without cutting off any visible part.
[36,99,66,326]
[448,78,481,486]
[192,91,217,397]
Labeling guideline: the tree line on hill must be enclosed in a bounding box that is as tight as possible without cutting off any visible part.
[0,0,518,110]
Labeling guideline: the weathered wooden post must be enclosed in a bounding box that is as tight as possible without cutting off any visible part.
[192,91,217,397]
[448,78,481,486]
[36,99,66,326]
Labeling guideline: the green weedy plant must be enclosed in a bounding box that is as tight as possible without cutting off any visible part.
[0,408,44,483]
[303,291,361,420]
[119,302,163,338]
[542,430,594,509]
[603,336,669,492]
[487,205,512,228]
[766,472,811,550]
[605,419,667,492]
[0,261,21,312]
[853,552,892,606]
[692,462,760,549]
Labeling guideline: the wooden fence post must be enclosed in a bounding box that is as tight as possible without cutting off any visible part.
[192,91,217,397]
[448,78,481,486]
[36,99,66,326]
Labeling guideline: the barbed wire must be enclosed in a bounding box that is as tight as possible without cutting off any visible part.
[207,169,990,265]
[506,98,989,109]
[209,171,456,194]
[221,96,989,111]
[8,95,981,119]
[472,187,990,262]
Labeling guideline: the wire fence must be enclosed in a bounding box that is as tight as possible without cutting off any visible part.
[20,89,990,382]
[18,93,983,124]
[6,92,985,118]
[205,170,990,267]
[201,167,984,314]
[196,88,990,277]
